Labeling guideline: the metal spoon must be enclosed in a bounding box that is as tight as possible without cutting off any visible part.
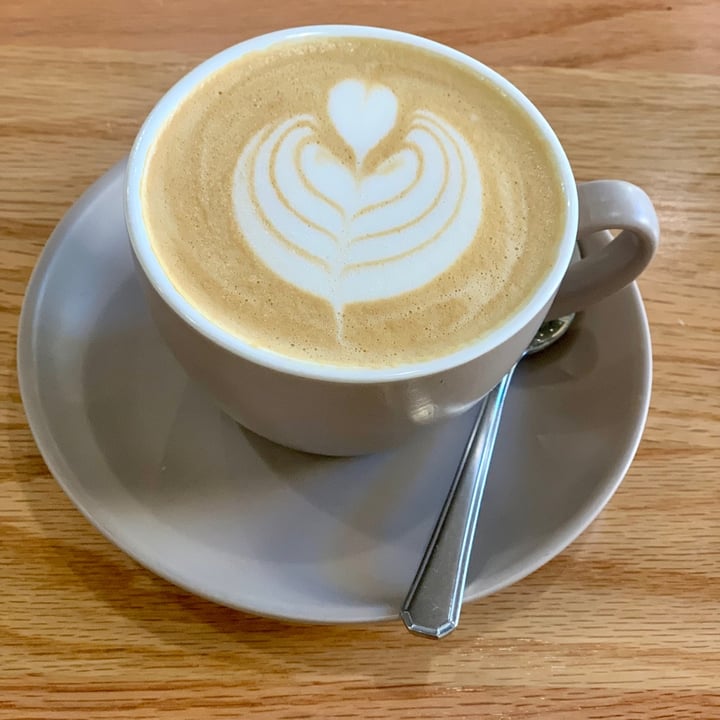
[400,313,575,639]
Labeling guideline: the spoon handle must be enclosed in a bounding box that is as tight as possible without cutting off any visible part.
[400,365,517,639]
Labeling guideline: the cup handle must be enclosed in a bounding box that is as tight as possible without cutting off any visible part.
[547,180,660,319]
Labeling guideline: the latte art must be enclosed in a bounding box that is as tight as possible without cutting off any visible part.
[142,36,566,367]
[233,80,482,331]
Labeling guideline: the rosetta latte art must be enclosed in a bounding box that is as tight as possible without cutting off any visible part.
[232,79,482,330]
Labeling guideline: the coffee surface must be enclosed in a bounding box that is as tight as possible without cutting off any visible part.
[142,36,566,367]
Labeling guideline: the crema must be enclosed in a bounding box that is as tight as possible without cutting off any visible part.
[142,36,566,366]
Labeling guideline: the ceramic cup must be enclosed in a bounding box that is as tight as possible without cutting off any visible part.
[125,25,659,456]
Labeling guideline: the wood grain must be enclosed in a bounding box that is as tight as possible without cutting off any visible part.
[1,1,719,718]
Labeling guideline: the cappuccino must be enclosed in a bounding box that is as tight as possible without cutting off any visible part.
[142,36,566,366]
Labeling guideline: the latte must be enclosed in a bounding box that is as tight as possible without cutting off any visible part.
[142,36,566,367]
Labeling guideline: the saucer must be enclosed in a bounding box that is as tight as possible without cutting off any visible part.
[18,160,652,623]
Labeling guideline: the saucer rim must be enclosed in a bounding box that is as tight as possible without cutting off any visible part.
[17,159,652,624]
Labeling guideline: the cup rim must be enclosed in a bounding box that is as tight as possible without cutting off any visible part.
[125,24,579,384]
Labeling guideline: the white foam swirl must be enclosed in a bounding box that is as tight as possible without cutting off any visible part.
[232,79,482,323]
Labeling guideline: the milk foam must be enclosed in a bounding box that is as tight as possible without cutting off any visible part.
[232,79,482,327]
[142,36,566,367]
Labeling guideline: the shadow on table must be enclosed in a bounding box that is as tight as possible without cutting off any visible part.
[3,496,565,681]
[9,386,562,685]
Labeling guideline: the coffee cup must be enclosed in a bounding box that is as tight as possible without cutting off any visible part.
[125,25,659,455]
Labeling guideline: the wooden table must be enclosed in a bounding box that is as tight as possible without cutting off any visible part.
[2,1,718,717]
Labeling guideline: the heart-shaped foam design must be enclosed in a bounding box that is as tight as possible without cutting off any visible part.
[327,79,399,166]
[232,82,483,325]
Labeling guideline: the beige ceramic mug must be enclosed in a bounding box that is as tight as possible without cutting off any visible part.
[126,25,659,455]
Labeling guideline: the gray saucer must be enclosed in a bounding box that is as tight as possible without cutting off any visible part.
[18,160,652,623]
